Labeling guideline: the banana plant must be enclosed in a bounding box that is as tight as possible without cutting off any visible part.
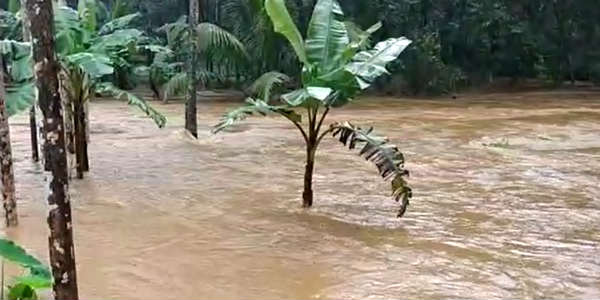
[2,4,167,178]
[214,0,413,217]
[54,4,167,178]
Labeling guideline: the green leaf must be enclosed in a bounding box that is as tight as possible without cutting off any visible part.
[78,0,98,32]
[98,13,141,35]
[265,0,309,65]
[88,29,144,54]
[213,98,301,133]
[65,52,114,78]
[0,239,51,280]
[345,37,412,89]
[281,89,310,106]
[0,40,33,83]
[6,83,36,117]
[331,122,412,217]
[96,83,167,128]
[8,0,20,14]
[307,86,332,101]
[7,283,38,300]
[12,275,52,289]
[281,87,332,107]
[305,0,349,74]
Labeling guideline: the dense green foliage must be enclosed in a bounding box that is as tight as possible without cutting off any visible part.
[134,0,600,94]
[5,0,596,95]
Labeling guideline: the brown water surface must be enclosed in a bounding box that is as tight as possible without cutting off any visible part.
[5,91,600,299]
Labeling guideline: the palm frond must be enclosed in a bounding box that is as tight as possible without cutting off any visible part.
[162,71,188,101]
[162,70,218,101]
[247,71,290,102]
[96,83,166,128]
[331,122,412,217]
[196,23,248,59]
[213,98,300,133]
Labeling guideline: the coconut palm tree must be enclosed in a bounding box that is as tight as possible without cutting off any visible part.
[150,12,249,122]
[214,0,413,217]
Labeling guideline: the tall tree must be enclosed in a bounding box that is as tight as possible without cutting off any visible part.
[20,0,39,162]
[24,0,79,298]
[185,0,199,138]
[0,55,18,227]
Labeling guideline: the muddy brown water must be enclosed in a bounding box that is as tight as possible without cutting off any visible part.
[3,91,600,299]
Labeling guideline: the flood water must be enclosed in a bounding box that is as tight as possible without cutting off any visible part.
[4,90,600,299]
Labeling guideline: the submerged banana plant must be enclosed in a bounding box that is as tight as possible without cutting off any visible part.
[214,0,413,217]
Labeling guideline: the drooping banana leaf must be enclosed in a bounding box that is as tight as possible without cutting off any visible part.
[213,97,301,133]
[0,239,51,282]
[331,122,412,217]
[265,0,309,65]
[281,86,333,107]
[6,82,36,117]
[305,0,349,74]
[0,40,33,82]
[64,52,114,78]
[96,83,166,128]
[345,37,412,89]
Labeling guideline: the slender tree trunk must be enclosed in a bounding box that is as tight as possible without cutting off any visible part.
[185,0,199,138]
[302,144,315,208]
[29,108,39,161]
[25,0,79,299]
[83,101,89,172]
[58,72,75,179]
[20,0,39,162]
[0,56,18,227]
[73,102,85,179]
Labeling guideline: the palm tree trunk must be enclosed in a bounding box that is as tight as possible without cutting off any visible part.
[25,0,79,298]
[185,0,199,138]
[20,0,39,162]
[0,56,18,227]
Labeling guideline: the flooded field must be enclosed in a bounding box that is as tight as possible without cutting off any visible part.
[4,90,600,299]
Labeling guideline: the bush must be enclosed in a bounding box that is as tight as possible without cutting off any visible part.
[388,32,466,95]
